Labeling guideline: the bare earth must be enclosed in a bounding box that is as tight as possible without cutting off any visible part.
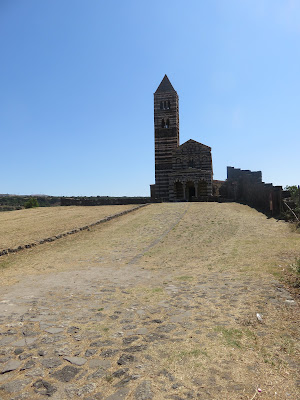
[0,203,299,400]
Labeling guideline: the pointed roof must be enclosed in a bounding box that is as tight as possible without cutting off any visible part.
[177,139,211,150]
[155,75,177,94]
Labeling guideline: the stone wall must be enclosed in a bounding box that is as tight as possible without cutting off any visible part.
[61,196,155,206]
[212,180,225,196]
[225,167,282,215]
[227,167,262,184]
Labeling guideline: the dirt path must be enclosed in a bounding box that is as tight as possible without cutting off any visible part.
[0,203,299,400]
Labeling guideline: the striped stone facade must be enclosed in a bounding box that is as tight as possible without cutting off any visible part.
[152,75,213,202]
[169,140,213,201]
[154,75,179,201]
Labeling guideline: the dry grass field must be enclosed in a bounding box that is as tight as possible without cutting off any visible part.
[0,203,299,400]
[0,205,135,250]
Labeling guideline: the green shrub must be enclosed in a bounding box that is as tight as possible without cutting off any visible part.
[24,197,39,209]
[285,185,300,201]
[284,185,300,222]
[296,259,300,274]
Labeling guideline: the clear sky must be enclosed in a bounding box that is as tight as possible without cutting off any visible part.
[1,0,299,196]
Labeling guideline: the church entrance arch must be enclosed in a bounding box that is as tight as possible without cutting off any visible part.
[185,181,195,201]
[174,181,184,200]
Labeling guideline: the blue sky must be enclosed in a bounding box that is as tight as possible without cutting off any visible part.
[1,0,299,196]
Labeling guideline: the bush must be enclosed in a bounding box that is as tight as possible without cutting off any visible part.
[296,259,300,274]
[284,185,300,222]
[285,185,300,200]
[24,197,39,209]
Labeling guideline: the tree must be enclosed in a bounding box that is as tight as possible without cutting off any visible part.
[285,185,300,201]
[24,197,39,209]
[284,186,300,223]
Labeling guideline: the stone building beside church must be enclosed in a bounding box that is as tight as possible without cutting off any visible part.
[150,75,213,202]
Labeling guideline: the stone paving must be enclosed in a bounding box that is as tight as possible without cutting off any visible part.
[0,204,299,399]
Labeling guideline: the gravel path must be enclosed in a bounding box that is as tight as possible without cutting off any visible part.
[0,203,299,399]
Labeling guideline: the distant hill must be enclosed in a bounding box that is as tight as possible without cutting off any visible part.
[0,195,60,211]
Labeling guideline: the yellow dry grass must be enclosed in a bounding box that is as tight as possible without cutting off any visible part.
[0,205,135,250]
[141,203,300,276]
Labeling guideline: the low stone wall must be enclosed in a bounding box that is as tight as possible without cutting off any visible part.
[0,204,148,257]
[61,196,155,206]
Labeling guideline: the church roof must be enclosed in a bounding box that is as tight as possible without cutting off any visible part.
[155,75,177,94]
[177,139,211,150]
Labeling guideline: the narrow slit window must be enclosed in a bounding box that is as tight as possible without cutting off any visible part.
[161,118,165,128]
[188,159,194,168]
[160,102,163,109]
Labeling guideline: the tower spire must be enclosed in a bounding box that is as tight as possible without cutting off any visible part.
[155,75,177,94]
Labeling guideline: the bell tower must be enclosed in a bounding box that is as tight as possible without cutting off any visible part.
[154,75,179,201]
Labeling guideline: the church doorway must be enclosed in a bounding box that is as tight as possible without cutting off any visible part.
[185,181,195,201]
[174,181,184,200]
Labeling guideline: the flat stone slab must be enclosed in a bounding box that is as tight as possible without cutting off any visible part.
[64,356,87,366]
[51,365,80,382]
[0,336,16,346]
[1,360,21,374]
[11,338,36,347]
[33,379,57,396]
[44,327,64,334]
[25,368,45,377]
[117,354,135,365]
[106,387,130,400]
[0,379,30,393]
[65,383,96,397]
[136,328,148,335]
[41,357,62,369]
[135,380,153,400]
[169,311,192,323]
[88,359,111,369]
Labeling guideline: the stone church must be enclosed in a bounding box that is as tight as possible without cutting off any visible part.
[150,75,213,202]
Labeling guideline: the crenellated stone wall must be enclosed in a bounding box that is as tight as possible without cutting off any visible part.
[225,167,282,215]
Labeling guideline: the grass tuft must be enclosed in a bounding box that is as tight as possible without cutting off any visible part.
[176,275,193,281]
[214,326,243,348]
[152,287,163,293]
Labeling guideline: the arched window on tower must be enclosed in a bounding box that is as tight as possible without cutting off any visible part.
[164,101,167,109]
[168,101,170,109]
[161,118,165,128]
[166,119,170,128]
[160,102,163,110]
